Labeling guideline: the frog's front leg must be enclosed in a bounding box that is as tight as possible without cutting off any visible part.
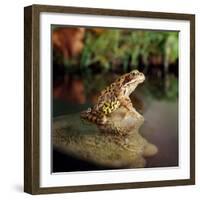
[119,97,133,112]
[96,113,108,125]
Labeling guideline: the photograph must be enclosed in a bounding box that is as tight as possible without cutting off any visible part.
[52,26,179,172]
[24,5,195,194]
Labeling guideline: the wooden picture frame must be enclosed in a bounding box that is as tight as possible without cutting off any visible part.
[24,4,195,194]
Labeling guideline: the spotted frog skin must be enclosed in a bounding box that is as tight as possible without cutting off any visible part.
[80,70,145,134]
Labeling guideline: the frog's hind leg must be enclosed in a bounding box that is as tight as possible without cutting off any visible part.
[80,108,107,126]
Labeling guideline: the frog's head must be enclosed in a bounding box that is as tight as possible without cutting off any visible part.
[121,70,145,96]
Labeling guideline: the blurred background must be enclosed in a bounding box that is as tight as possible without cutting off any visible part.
[52,26,179,172]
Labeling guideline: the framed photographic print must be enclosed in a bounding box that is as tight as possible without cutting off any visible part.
[24,4,195,194]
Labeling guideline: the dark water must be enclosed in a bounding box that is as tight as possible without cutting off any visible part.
[52,96,178,172]
[141,100,178,167]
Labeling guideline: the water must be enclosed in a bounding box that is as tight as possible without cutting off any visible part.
[141,100,178,167]
[52,96,178,172]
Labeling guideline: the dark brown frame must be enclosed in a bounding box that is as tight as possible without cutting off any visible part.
[24,4,195,194]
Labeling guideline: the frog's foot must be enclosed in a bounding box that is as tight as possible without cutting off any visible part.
[80,108,92,123]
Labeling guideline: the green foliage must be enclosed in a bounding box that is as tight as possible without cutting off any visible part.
[165,75,178,101]
[53,28,179,101]
[80,30,122,70]
[165,33,179,62]
[79,29,178,71]
[54,28,178,74]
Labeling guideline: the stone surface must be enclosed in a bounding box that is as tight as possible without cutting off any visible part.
[53,106,158,168]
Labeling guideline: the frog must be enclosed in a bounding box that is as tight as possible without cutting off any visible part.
[80,70,145,135]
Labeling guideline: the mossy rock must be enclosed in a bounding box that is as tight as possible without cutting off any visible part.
[53,107,158,168]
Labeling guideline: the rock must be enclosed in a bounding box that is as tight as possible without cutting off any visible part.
[53,106,158,169]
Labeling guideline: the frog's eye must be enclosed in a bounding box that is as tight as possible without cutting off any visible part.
[122,75,132,84]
